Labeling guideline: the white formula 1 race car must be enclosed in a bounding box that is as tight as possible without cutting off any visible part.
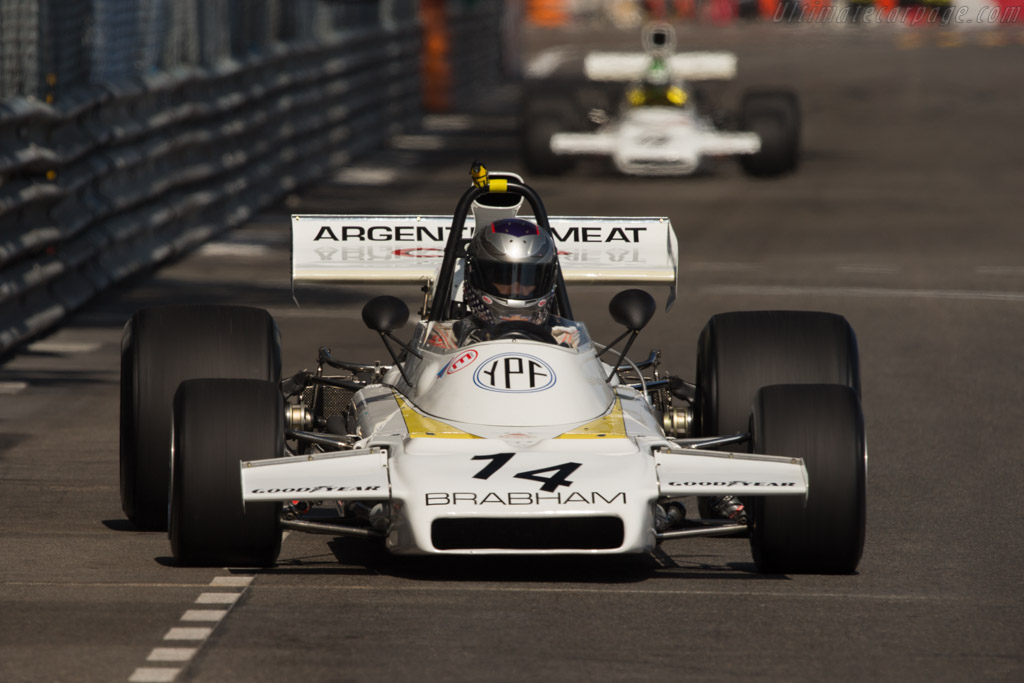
[521,24,800,177]
[119,164,864,573]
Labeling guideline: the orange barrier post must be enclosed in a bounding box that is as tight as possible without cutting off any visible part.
[875,0,898,19]
[759,0,781,19]
[421,0,451,112]
[527,0,569,26]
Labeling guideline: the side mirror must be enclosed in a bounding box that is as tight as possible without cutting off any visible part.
[609,289,655,331]
[362,296,409,333]
[602,289,655,384]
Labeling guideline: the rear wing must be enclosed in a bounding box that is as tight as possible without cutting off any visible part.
[292,215,679,308]
[584,51,737,82]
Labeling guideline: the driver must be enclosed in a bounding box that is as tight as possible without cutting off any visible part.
[626,57,687,108]
[426,217,579,349]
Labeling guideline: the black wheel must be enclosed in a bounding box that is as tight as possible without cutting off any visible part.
[170,378,283,566]
[520,100,577,176]
[749,384,866,574]
[120,305,281,531]
[696,310,859,437]
[738,89,800,177]
[694,310,860,519]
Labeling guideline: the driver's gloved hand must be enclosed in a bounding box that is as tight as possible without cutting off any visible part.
[551,325,579,348]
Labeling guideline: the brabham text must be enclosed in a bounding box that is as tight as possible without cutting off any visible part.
[425,491,627,505]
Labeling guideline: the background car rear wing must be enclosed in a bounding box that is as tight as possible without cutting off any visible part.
[292,215,679,308]
[583,52,737,82]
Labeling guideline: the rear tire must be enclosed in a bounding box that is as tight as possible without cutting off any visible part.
[120,305,281,530]
[695,311,860,519]
[749,384,866,574]
[521,100,578,176]
[738,90,800,177]
[170,379,283,567]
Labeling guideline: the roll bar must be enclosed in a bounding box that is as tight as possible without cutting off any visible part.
[427,172,574,322]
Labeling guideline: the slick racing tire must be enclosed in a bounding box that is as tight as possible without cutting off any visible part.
[738,89,800,177]
[521,100,577,176]
[170,378,283,567]
[748,384,866,574]
[694,311,860,519]
[120,305,281,531]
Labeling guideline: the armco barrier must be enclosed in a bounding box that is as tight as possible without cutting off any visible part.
[0,24,422,356]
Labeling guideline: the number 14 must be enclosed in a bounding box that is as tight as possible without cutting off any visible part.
[471,453,581,493]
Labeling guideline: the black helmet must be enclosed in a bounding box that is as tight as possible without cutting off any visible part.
[464,217,558,326]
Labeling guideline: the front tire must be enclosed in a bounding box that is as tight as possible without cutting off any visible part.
[749,384,866,574]
[170,379,283,567]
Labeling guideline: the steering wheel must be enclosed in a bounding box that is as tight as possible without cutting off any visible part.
[488,320,554,344]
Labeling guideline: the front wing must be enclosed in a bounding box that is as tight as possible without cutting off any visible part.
[240,441,807,555]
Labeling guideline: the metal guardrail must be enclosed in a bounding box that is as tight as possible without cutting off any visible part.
[0,0,513,358]
[0,23,422,354]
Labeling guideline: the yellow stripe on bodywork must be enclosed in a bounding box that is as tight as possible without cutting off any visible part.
[555,399,628,439]
[396,395,480,439]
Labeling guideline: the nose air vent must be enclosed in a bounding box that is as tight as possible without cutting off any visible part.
[431,517,624,550]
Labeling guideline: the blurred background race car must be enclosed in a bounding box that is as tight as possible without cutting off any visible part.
[520,22,800,177]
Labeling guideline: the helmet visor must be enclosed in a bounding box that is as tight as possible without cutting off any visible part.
[474,260,555,301]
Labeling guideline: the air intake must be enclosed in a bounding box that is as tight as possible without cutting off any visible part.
[432,517,624,551]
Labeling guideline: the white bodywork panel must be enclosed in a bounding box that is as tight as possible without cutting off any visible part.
[388,439,659,555]
[584,51,738,82]
[238,335,809,555]
[242,449,389,502]
[655,449,808,499]
[406,340,614,427]
[551,107,760,177]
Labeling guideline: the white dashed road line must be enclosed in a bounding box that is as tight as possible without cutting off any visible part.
[164,627,213,640]
[147,648,197,662]
[27,340,102,354]
[181,609,228,622]
[525,47,573,78]
[128,574,255,682]
[195,592,240,605]
[977,265,1024,276]
[0,381,28,395]
[129,668,181,683]
[197,243,274,258]
[701,284,1024,303]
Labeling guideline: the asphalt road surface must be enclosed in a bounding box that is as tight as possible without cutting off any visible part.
[2,19,1023,683]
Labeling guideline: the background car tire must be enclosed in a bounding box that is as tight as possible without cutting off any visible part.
[738,89,800,177]
[170,378,283,567]
[694,310,860,519]
[120,305,281,531]
[748,384,866,574]
[520,99,578,176]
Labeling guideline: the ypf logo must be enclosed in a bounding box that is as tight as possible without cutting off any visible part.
[473,354,556,393]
